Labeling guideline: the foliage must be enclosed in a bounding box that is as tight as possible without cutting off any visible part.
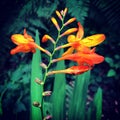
[66,0,90,24]
[51,49,66,120]
[0,62,31,120]
[68,71,90,120]
[30,30,43,120]
[0,0,120,120]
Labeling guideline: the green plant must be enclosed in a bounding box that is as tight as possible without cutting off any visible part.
[9,8,105,120]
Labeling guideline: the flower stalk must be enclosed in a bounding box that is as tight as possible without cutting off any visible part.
[10,8,105,120]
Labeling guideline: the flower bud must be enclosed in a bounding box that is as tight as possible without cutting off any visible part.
[40,62,47,69]
[42,91,52,96]
[51,17,60,31]
[35,78,44,85]
[64,18,76,26]
[33,101,41,108]
[56,10,62,20]
[42,35,55,44]
[60,28,78,37]
[43,115,52,120]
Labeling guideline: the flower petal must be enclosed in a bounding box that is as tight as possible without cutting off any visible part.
[80,34,106,47]
[23,28,34,42]
[76,22,84,39]
[47,65,90,75]
[62,47,74,56]
[67,35,76,43]
[10,44,36,55]
[53,52,104,67]
[11,34,29,45]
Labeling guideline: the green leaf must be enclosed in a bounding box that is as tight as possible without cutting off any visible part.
[94,88,102,120]
[68,71,90,120]
[87,87,102,120]
[51,49,66,120]
[30,30,43,120]
[107,69,116,77]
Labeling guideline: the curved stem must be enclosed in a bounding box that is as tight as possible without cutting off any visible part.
[41,18,65,118]
[43,21,65,83]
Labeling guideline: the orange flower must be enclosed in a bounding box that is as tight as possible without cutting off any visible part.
[10,43,36,55]
[47,65,90,75]
[53,52,104,67]
[56,22,105,56]
[10,29,51,55]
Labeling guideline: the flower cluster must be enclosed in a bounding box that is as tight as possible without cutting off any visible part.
[10,8,105,76]
[10,8,106,120]
[47,14,105,75]
[10,29,51,55]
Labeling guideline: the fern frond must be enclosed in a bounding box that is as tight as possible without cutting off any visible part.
[66,0,90,24]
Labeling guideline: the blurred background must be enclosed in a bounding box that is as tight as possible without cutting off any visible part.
[0,0,120,120]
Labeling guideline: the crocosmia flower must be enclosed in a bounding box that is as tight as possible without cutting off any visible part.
[57,22,105,56]
[53,52,104,67]
[10,29,51,55]
[47,65,90,75]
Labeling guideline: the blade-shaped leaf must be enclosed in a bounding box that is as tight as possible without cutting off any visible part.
[68,71,90,120]
[51,49,66,120]
[87,87,102,120]
[30,30,43,120]
[94,87,102,120]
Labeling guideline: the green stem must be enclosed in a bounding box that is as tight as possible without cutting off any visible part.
[41,18,65,118]
[43,19,65,83]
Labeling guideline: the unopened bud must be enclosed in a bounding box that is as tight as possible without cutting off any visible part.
[35,78,44,85]
[43,115,52,120]
[40,62,47,69]
[42,91,52,96]
[33,101,41,108]
[64,18,76,26]
[56,10,63,20]
[60,28,78,37]
[63,8,68,16]
[51,17,60,31]
[55,46,62,51]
